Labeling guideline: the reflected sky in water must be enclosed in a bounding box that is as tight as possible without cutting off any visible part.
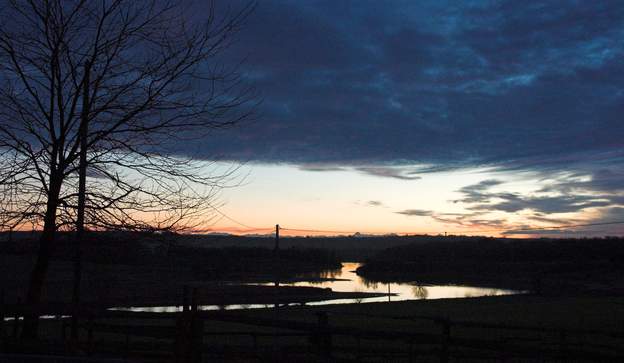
[284,262,517,303]
[111,262,520,313]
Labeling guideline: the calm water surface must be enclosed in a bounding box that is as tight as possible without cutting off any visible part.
[287,262,517,302]
[112,262,520,313]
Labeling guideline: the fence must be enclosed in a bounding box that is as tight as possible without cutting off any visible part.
[3,289,624,362]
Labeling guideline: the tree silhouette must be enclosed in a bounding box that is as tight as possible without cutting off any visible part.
[0,0,255,337]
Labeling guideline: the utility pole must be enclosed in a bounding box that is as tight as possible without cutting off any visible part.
[274,224,280,251]
[274,224,280,288]
[272,223,280,348]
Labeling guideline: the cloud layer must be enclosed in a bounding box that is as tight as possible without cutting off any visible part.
[397,168,624,235]
[188,0,624,176]
[188,1,624,234]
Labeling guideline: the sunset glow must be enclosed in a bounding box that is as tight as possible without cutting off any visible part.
[195,163,622,237]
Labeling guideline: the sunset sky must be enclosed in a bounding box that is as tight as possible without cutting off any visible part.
[189,1,624,237]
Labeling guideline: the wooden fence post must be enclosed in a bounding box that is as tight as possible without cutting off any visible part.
[190,287,203,363]
[252,333,258,357]
[61,319,67,342]
[70,303,79,341]
[558,330,567,362]
[125,333,130,360]
[191,288,198,314]
[12,298,20,339]
[438,319,450,363]
[87,314,94,356]
[175,285,194,363]
[0,289,5,351]
[174,314,183,362]
[314,312,332,360]
[57,315,64,343]
[183,286,189,313]
[176,285,187,362]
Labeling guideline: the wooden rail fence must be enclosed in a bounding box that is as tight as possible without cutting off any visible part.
[3,288,624,362]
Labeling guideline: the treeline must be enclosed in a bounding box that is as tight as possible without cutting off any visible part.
[170,245,341,280]
[175,233,460,261]
[0,231,341,279]
[8,231,537,263]
[0,231,169,265]
[356,236,624,292]
[5,232,624,288]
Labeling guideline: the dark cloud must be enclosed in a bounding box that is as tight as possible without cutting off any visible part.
[526,215,582,225]
[355,166,421,180]
[540,168,624,194]
[298,163,422,180]
[182,1,624,187]
[470,195,612,214]
[454,171,624,215]
[367,200,384,207]
[597,207,624,221]
[394,209,509,231]
[298,164,347,172]
[430,212,507,230]
[396,209,433,216]
[455,179,505,204]
[395,165,624,235]
[502,228,577,236]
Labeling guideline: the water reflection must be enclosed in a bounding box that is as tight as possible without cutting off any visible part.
[295,267,343,286]
[412,285,428,300]
[318,268,342,280]
[110,262,520,313]
[285,262,517,303]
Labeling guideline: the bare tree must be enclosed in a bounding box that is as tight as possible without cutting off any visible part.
[0,0,255,337]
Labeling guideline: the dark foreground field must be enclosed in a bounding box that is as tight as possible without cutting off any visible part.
[3,294,624,362]
[3,233,624,361]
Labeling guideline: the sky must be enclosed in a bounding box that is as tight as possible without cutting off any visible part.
[187,0,624,237]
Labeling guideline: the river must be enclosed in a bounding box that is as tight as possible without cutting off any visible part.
[112,262,520,313]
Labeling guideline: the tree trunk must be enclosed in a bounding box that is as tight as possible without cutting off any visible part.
[22,173,62,339]
[72,64,90,340]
